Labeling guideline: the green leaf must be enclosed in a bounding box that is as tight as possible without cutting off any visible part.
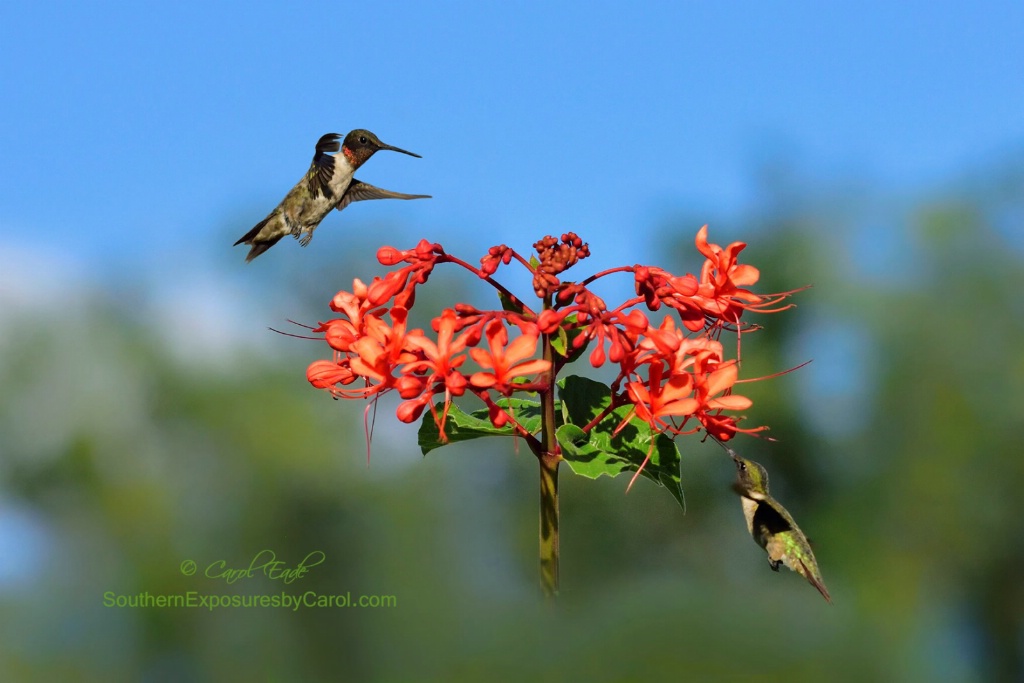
[498,290,526,315]
[557,375,685,509]
[417,398,542,455]
[560,315,591,365]
[550,325,570,357]
[547,313,590,364]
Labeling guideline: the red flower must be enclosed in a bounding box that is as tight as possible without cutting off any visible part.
[307,359,357,389]
[399,309,473,436]
[690,359,752,419]
[622,363,697,432]
[637,317,722,378]
[620,316,751,437]
[692,225,776,324]
[347,308,415,389]
[469,320,551,395]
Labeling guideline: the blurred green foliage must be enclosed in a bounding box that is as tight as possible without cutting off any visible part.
[1,161,1022,682]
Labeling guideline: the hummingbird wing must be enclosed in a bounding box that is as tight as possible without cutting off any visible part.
[750,497,796,546]
[307,133,342,200]
[335,179,431,212]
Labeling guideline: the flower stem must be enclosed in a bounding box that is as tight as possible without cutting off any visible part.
[538,294,560,598]
[539,451,559,598]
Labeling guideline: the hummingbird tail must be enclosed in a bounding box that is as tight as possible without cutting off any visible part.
[243,238,281,262]
[234,217,280,262]
[234,218,268,247]
[798,559,833,604]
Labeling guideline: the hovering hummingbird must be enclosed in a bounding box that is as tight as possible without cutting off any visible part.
[234,129,430,262]
[724,444,832,603]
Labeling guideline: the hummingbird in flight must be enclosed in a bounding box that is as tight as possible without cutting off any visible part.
[722,443,832,603]
[234,129,430,262]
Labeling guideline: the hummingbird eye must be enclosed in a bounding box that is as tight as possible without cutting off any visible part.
[359,135,368,144]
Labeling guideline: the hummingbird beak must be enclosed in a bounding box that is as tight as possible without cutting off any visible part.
[378,142,422,158]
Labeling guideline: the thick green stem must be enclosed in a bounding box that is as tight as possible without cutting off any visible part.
[539,451,559,597]
[538,296,560,598]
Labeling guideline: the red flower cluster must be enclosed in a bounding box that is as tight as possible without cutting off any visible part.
[307,239,551,439]
[307,228,795,455]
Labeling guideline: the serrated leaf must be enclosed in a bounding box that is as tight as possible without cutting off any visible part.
[557,375,685,509]
[417,398,543,455]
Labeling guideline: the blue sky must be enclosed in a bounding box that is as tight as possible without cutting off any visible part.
[1,2,1022,277]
